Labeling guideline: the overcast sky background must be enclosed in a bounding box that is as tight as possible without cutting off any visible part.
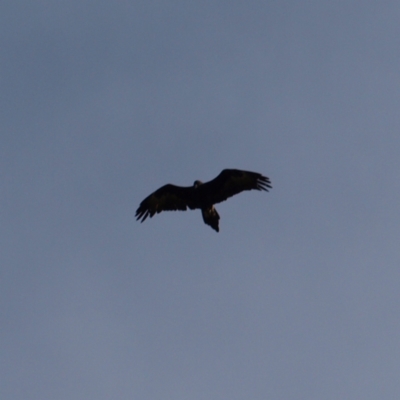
[2,1,400,399]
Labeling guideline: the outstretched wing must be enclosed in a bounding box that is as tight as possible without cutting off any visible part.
[200,169,272,205]
[135,184,196,222]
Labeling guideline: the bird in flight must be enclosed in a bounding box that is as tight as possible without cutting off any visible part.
[135,169,272,232]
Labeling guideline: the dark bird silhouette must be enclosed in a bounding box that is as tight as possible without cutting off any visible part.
[135,169,272,232]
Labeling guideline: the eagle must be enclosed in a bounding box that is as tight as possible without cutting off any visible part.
[135,169,272,232]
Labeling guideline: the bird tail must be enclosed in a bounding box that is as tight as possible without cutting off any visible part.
[201,206,220,232]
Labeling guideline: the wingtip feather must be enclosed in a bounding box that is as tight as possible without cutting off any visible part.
[257,175,272,191]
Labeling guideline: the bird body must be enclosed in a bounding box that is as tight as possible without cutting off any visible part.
[135,169,272,232]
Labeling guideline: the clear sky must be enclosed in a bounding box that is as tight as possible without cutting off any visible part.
[2,1,400,399]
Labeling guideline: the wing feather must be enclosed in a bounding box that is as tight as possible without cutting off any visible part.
[200,169,272,205]
[135,184,196,222]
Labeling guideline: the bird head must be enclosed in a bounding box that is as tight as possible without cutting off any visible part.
[193,180,203,188]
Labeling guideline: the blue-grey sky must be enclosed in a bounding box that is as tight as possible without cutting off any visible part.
[2,1,400,399]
